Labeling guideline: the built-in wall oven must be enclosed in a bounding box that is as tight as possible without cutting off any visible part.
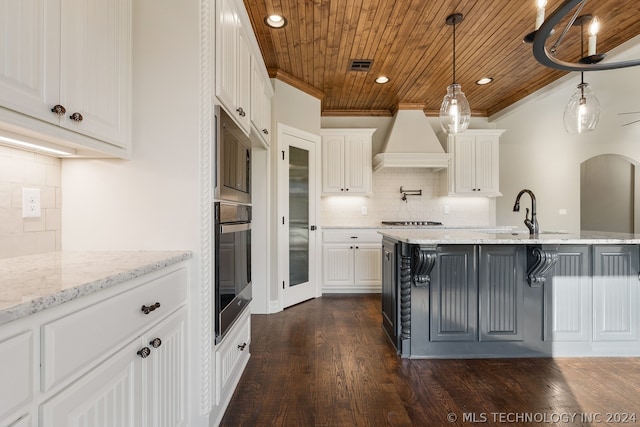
[214,105,251,204]
[214,201,252,343]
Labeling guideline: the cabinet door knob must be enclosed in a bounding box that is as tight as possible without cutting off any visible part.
[262,128,269,135]
[355,246,359,249]
[137,347,151,358]
[69,112,83,122]
[350,246,353,249]
[51,104,66,117]
[237,342,247,351]
[141,302,161,314]
[149,338,162,348]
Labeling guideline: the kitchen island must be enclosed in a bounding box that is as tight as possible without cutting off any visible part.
[380,229,640,358]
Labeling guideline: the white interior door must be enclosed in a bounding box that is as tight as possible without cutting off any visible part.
[279,125,319,308]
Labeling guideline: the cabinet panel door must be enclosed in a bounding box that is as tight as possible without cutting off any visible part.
[215,0,237,113]
[322,245,353,285]
[544,246,591,342]
[593,245,639,341]
[321,135,345,193]
[0,331,33,422]
[145,308,187,427]
[452,135,475,193]
[344,134,372,193]
[59,0,130,146]
[353,245,381,287]
[40,340,141,427]
[261,85,272,144]
[473,136,498,193]
[431,246,477,342]
[479,246,524,342]
[0,0,59,124]
[236,24,251,133]
[381,240,397,346]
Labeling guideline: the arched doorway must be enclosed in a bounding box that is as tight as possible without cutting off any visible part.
[580,154,638,233]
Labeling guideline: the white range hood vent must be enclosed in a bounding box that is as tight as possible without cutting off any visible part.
[373,110,450,172]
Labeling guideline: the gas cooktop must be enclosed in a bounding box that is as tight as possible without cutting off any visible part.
[381,220,443,226]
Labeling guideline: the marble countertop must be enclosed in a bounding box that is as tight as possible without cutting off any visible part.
[322,225,515,230]
[0,251,192,326]
[378,229,640,244]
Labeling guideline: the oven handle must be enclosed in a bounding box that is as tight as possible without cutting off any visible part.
[220,222,251,234]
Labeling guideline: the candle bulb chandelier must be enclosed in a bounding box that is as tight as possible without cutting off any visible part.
[439,13,471,135]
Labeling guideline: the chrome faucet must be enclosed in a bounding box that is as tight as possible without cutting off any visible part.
[513,189,539,236]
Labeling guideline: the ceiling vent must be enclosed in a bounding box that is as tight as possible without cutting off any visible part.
[349,59,373,72]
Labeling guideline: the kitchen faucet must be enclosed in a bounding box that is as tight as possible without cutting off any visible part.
[513,189,539,236]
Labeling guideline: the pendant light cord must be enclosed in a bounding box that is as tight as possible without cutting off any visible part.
[452,20,456,84]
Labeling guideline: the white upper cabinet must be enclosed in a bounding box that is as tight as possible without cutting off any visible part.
[250,57,273,147]
[216,0,252,134]
[321,129,375,195]
[0,0,131,153]
[447,129,505,196]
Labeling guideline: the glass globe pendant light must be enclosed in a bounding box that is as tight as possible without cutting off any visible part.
[563,73,600,133]
[440,13,471,134]
[563,15,600,134]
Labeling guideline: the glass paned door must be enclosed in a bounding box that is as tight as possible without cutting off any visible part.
[280,126,318,308]
[289,146,310,286]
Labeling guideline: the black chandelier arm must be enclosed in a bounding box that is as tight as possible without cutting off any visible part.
[532,0,640,71]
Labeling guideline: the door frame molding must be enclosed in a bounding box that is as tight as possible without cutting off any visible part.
[276,123,322,311]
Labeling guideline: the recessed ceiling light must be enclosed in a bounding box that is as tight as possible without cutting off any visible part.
[264,14,287,29]
[375,76,390,84]
[476,77,494,85]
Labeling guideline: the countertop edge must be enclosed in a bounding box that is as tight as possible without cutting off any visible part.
[0,251,193,326]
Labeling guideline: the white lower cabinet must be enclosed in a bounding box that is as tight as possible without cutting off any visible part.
[322,230,382,293]
[40,301,187,427]
[0,263,188,427]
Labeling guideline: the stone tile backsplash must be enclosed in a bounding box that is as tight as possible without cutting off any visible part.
[321,168,495,227]
[0,146,62,258]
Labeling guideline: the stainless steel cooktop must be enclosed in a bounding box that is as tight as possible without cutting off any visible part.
[381,221,443,226]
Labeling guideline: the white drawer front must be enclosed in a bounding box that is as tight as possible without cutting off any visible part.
[42,268,187,392]
[0,331,33,421]
[215,311,251,406]
[322,230,382,243]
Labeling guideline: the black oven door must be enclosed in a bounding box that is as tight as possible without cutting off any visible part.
[215,105,251,204]
[214,203,252,343]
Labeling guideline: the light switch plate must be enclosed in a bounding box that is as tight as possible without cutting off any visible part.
[22,188,41,218]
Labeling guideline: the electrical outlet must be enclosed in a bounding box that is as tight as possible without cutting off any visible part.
[361,206,368,215]
[443,205,450,214]
[22,188,41,218]
[559,209,567,215]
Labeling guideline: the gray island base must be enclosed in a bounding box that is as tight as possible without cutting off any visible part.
[380,230,640,359]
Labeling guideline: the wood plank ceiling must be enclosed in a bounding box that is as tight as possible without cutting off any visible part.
[242,0,640,117]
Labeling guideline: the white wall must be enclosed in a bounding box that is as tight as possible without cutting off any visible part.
[61,1,210,425]
[269,81,321,305]
[493,36,640,233]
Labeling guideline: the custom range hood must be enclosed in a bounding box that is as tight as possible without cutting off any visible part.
[373,110,450,171]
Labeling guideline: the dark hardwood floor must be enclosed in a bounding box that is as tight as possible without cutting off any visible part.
[220,294,640,426]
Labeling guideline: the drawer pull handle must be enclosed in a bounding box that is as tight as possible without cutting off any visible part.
[238,343,247,351]
[350,236,358,239]
[51,104,66,117]
[149,338,162,348]
[69,112,83,122]
[141,302,161,314]
[137,347,151,358]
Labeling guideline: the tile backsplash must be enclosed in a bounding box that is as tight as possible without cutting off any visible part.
[321,168,495,227]
[0,146,62,258]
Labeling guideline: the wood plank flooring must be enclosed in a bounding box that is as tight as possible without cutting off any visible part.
[220,295,640,426]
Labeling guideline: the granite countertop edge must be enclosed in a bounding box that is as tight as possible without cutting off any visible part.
[0,251,193,327]
[377,229,640,245]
